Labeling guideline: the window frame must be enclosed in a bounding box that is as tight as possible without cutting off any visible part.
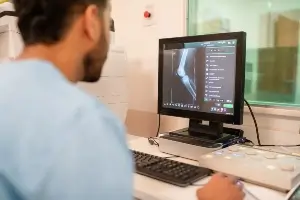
[184,0,300,118]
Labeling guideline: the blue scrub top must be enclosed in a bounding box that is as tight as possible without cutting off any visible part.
[0,60,133,200]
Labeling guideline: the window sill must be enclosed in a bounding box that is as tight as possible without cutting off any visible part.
[244,105,300,119]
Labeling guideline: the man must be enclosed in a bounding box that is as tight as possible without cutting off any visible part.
[0,0,244,199]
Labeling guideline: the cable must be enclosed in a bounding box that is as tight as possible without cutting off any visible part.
[259,144,300,147]
[148,114,161,146]
[244,139,255,146]
[244,99,300,147]
[148,137,159,146]
[244,99,261,146]
[155,114,161,137]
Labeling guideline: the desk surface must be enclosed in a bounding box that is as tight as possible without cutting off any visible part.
[127,135,287,200]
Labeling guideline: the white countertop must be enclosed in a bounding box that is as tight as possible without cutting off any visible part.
[127,135,287,200]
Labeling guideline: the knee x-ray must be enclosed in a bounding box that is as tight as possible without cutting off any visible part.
[162,48,199,106]
[176,49,197,101]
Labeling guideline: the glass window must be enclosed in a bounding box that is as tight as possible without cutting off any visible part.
[187,0,300,107]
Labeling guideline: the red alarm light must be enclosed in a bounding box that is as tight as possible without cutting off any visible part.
[144,11,151,18]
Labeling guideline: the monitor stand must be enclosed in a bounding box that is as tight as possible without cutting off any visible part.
[171,119,243,143]
[159,119,244,161]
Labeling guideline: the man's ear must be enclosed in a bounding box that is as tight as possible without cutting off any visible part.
[83,5,101,43]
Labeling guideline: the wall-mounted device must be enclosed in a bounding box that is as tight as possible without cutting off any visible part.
[143,4,156,27]
[157,32,247,160]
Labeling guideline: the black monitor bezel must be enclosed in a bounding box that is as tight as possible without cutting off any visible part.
[158,32,246,125]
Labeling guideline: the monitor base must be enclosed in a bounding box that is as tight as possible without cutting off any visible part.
[169,126,243,144]
[185,119,243,141]
[158,125,244,160]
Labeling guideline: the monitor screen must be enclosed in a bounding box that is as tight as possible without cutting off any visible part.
[161,39,237,116]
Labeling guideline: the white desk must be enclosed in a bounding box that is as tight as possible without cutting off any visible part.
[128,136,287,200]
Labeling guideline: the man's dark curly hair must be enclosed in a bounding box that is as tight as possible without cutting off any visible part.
[13,0,108,45]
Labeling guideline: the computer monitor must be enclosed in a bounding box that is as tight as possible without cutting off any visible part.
[158,32,246,140]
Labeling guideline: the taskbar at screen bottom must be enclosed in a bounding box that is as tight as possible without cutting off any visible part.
[162,104,234,115]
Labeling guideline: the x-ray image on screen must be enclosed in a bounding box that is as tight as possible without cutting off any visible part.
[176,49,197,101]
[162,47,205,107]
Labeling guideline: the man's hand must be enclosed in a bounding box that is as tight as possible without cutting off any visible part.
[197,173,245,200]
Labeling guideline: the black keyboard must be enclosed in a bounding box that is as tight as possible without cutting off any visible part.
[132,150,212,187]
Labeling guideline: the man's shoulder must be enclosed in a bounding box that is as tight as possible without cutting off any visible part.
[0,59,123,134]
[69,86,123,127]
[59,83,125,137]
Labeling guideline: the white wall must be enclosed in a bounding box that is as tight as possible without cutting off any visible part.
[112,0,186,111]
[111,0,300,145]
[111,0,190,135]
